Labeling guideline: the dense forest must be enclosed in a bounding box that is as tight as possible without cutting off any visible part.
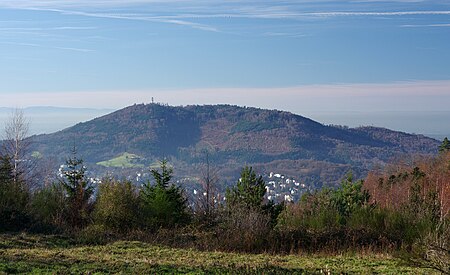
[28,104,440,187]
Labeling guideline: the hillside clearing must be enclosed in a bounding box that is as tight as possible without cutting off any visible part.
[96,152,145,168]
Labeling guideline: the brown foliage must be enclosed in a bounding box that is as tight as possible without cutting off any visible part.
[364,152,450,221]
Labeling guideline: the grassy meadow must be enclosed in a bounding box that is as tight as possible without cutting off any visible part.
[96,153,145,168]
[0,233,437,274]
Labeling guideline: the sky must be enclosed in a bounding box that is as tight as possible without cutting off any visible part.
[0,0,450,136]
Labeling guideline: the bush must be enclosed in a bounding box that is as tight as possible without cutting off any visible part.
[29,184,66,232]
[277,189,341,233]
[0,155,30,231]
[404,219,450,274]
[0,181,30,231]
[276,190,343,253]
[331,173,370,223]
[274,175,435,253]
[93,179,140,233]
[218,204,272,252]
[347,207,384,232]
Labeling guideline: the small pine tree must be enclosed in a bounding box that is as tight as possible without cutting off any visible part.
[222,167,275,251]
[226,166,266,210]
[331,172,370,220]
[59,149,94,229]
[438,137,450,153]
[0,154,30,231]
[140,159,189,228]
[0,155,13,183]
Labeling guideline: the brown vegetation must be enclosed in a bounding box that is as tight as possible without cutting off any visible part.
[364,151,450,221]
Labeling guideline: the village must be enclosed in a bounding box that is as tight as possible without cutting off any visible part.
[58,163,312,204]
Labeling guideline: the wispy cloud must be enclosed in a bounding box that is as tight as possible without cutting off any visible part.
[155,10,450,20]
[0,0,192,8]
[2,1,450,33]
[26,8,221,32]
[52,46,94,52]
[45,8,450,21]
[0,41,94,52]
[0,0,443,9]
[305,11,450,17]
[262,32,308,38]
[0,26,97,31]
[401,23,450,27]
[0,41,41,47]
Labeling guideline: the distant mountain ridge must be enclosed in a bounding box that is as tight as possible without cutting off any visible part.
[29,104,440,186]
[0,106,113,113]
[0,106,114,135]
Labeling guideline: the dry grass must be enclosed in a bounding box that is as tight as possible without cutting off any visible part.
[0,233,439,274]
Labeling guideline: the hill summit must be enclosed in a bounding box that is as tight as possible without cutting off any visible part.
[30,104,439,185]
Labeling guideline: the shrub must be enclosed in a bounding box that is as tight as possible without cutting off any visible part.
[331,173,370,223]
[403,219,449,274]
[275,175,413,252]
[93,178,140,233]
[218,203,272,252]
[0,155,30,231]
[29,184,66,232]
[277,189,340,233]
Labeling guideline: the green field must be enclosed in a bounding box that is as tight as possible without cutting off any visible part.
[96,152,145,168]
[0,234,437,274]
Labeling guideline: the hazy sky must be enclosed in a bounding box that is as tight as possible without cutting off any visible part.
[1,0,450,112]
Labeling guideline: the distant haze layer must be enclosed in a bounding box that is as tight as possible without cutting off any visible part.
[0,107,112,135]
[307,111,450,141]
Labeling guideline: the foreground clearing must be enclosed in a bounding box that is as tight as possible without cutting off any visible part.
[0,234,436,274]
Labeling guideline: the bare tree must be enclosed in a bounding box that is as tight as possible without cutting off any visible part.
[2,108,31,185]
[197,152,220,221]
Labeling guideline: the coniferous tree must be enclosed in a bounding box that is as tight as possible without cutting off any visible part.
[141,159,189,228]
[0,155,13,183]
[59,148,94,229]
[226,166,266,210]
[439,137,450,153]
[331,172,370,221]
[0,154,29,231]
[222,166,274,251]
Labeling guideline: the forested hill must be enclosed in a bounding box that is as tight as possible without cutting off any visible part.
[29,104,439,185]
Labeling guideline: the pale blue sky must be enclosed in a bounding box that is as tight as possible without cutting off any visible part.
[0,1,449,112]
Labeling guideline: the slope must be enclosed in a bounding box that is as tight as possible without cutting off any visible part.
[29,104,440,185]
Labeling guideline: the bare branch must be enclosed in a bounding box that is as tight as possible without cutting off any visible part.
[2,108,32,185]
[197,152,220,221]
